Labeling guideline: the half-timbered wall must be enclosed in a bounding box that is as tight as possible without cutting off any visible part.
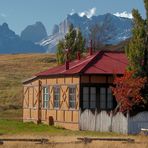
[23,76,80,130]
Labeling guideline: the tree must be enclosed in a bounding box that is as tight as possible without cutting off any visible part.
[89,14,115,51]
[89,24,104,51]
[56,24,85,64]
[56,39,65,65]
[125,0,148,77]
[112,70,147,113]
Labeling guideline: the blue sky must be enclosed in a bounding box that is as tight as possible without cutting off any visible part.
[0,0,145,35]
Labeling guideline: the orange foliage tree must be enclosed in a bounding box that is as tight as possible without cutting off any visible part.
[112,70,147,113]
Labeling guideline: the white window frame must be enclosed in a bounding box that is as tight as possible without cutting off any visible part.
[43,86,49,109]
[69,86,76,109]
[54,86,60,109]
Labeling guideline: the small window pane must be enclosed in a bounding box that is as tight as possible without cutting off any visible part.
[54,86,60,108]
[100,87,106,109]
[69,86,76,109]
[83,87,89,108]
[90,87,96,108]
[107,88,113,109]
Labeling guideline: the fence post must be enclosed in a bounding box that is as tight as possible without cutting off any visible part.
[94,108,97,131]
[110,111,113,132]
[78,108,81,130]
[87,109,89,130]
[126,110,129,134]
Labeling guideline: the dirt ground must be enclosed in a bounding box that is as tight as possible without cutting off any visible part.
[0,135,148,148]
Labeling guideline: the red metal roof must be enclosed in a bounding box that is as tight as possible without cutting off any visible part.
[36,51,128,77]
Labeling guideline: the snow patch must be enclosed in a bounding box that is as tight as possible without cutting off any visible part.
[78,8,96,18]
[113,11,133,19]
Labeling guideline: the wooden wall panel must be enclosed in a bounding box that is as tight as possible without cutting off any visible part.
[40,78,47,85]
[28,87,33,107]
[65,77,72,84]
[31,80,38,86]
[81,76,89,83]
[73,111,79,122]
[108,76,114,83]
[91,76,106,83]
[57,110,64,122]
[58,78,64,84]
[47,78,56,85]
[73,77,79,83]
[81,75,112,84]
[33,86,38,107]
[65,111,72,122]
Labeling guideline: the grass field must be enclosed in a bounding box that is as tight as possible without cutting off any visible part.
[0,119,147,148]
[0,119,123,137]
[0,53,56,119]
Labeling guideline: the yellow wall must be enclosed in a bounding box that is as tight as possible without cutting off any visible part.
[23,76,80,130]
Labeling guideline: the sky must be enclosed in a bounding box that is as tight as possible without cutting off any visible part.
[0,0,145,35]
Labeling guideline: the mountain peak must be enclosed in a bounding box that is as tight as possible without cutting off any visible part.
[68,13,90,20]
[40,12,133,53]
[0,23,45,54]
[21,21,48,43]
[67,13,80,19]
[1,23,9,31]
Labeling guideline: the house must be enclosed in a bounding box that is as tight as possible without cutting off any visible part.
[22,49,128,131]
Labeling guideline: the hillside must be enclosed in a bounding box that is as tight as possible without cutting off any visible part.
[0,53,56,119]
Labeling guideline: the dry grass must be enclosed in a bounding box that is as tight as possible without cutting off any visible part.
[1,135,148,148]
[0,53,56,119]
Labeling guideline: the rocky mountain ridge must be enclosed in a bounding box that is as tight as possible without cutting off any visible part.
[0,23,45,54]
[39,13,133,53]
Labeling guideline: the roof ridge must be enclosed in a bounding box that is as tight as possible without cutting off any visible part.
[80,50,104,74]
[68,55,94,69]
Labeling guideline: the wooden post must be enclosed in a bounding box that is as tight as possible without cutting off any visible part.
[110,110,113,132]
[71,110,73,122]
[78,108,81,130]
[87,109,89,130]
[56,110,57,121]
[94,108,97,131]
[22,87,24,121]
[127,110,129,134]
[37,80,42,124]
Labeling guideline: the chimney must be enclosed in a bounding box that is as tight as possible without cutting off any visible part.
[77,51,80,60]
[65,60,69,70]
[89,40,93,55]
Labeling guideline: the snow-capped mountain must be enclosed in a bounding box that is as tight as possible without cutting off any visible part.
[39,13,133,53]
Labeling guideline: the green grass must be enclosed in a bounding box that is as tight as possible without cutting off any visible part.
[0,119,124,137]
[0,119,65,135]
